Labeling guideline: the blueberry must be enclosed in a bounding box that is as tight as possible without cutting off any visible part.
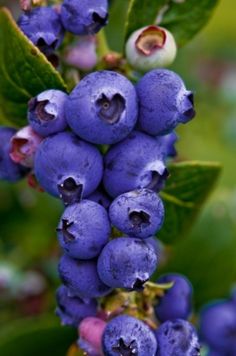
[87,187,111,210]
[58,254,111,300]
[200,300,236,353]
[57,200,111,259]
[55,285,97,327]
[102,315,158,356]
[34,132,103,205]
[65,36,97,71]
[103,131,168,198]
[97,237,158,290]
[155,319,200,356]
[28,90,68,137]
[78,317,107,356]
[109,189,164,238]
[0,127,29,182]
[18,6,64,55]
[61,0,108,35]
[156,132,178,159]
[136,69,195,136]
[66,71,138,145]
[126,25,177,72]
[154,274,193,322]
[9,126,43,168]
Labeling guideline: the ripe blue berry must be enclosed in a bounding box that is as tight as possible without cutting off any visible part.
[28,90,68,137]
[97,237,158,290]
[61,0,108,35]
[57,200,111,259]
[154,273,193,322]
[155,319,200,356]
[136,69,195,136]
[0,127,29,182]
[103,131,168,198]
[109,189,164,238]
[102,315,158,356]
[18,7,64,54]
[156,132,178,159]
[34,132,103,205]
[66,71,138,145]
[58,254,111,300]
[126,25,177,72]
[200,300,236,353]
[55,285,97,327]
[87,187,111,210]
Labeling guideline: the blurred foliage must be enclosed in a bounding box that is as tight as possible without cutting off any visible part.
[0,0,236,349]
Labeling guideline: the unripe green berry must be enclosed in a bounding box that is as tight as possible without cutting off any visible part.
[125,25,177,72]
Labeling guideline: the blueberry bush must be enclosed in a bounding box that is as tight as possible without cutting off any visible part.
[2,0,236,355]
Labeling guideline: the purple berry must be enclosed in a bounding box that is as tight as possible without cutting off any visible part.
[58,254,111,300]
[0,127,29,182]
[136,69,195,136]
[55,285,97,327]
[97,237,158,290]
[78,317,107,356]
[57,200,111,259]
[156,132,178,159]
[154,274,193,322]
[65,36,97,71]
[9,126,43,168]
[103,131,168,198]
[18,6,64,54]
[109,189,164,239]
[155,319,200,356]
[28,90,68,137]
[87,187,111,210]
[66,71,138,145]
[61,0,108,35]
[200,300,236,353]
[34,132,103,205]
[102,315,158,356]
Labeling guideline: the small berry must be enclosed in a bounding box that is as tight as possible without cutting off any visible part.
[0,127,29,182]
[103,131,168,198]
[66,71,138,145]
[156,132,178,159]
[154,273,193,322]
[97,237,158,290]
[57,200,111,260]
[78,317,107,356]
[18,6,64,54]
[55,285,97,327]
[28,90,68,137]
[34,132,103,205]
[61,0,108,35]
[87,187,111,210]
[136,69,195,136]
[102,315,158,356]
[64,36,97,71]
[9,126,43,168]
[126,25,177,72]
[58,254,111,300]
[109,189,165,238]
[155,319,200,356]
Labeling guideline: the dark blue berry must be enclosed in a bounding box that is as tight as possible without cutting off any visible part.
[102,315,158,356]
[87,187,111,210]
[57,200,111,259]
[66,71,138,144]
[34,132,103,205]
[136,69,195,136]
[154,273,193,322]
[156,132,178,159]
[18,7,64,55]
[55,285,97,327]
[97,237,158,290]
[61,0,108,35]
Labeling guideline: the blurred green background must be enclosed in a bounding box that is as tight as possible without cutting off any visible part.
[0,0,236,348]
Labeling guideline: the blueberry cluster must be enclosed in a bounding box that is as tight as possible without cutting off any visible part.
[0,1,202,355]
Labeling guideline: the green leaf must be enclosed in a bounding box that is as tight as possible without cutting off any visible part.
[0,7,67,127]
[158,161,222,244]
[125,0,219,47]
[0,315,76,356]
